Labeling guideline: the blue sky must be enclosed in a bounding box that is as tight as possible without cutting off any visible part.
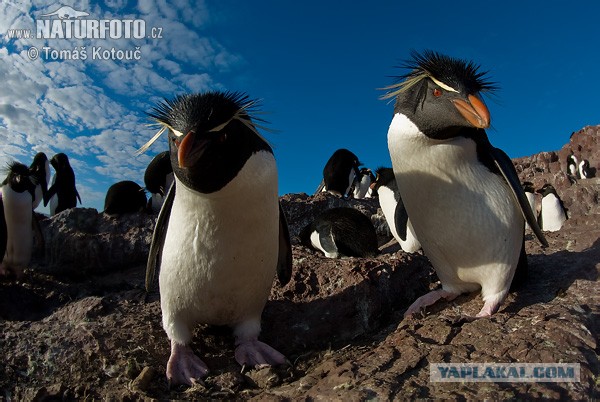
[1,1,598,212]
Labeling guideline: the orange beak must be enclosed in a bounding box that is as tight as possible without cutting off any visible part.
[177,131,195,168]
[452,94,490,129]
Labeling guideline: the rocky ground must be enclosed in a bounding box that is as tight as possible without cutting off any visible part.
[1,127,599,400]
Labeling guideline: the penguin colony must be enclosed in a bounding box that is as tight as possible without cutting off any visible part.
[3,49,593,388]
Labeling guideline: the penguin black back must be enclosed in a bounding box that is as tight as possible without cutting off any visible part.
[148,91,272,194]
[300,207,379,258]
[144,151,173,196]
[322,149,360,197]
[46,153,81,213]
[104,181,147,216]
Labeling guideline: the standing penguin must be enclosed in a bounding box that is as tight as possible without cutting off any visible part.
[45,153,81,215]
[521,181,537,230]
[566,154,579,179]
[316,149,360,197]
[0,162,37,279]
[144,151,174,213]
[140,91,292,386]
[299,207,379,258]
[579,159,591,179]
[382,50,547,318]
[103,181,147,216]
[353,168,376,199]
[29,152,50,210]
[537,183,568,232]
[373,167,421,253]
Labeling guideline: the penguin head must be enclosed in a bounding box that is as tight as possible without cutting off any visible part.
[522,181,535,194]
[51,153,71,172]
[2,161,37,194]
[372,167,396,192]
[145,91,272,194]
[144,151,172,196]
[382,50,497,140]
[537,183,559,198]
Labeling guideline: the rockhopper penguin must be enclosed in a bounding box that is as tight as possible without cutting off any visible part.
[140,91,293,386]
[382,50,547,318]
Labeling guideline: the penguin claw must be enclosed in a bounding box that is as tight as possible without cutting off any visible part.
[234,340,287,369]
[166,343,209,387]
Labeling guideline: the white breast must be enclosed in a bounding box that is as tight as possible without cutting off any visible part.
[2,184,33,267]
[159,151,280,333]
[524,191,536,230]
[387,113,523,297]
[378,185,421,253]
[540,194,566,232]
[353,175,371,199]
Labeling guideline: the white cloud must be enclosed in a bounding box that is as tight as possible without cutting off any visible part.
[0,1,241,210]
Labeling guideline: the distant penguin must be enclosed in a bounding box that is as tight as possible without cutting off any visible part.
[317,149,360,197]
[566,154,579,178]
[45,153,81,215]
[373,167,421,253]
[29,152,50,210]
[144,151,174,213]
[0,162,37,279]
[537,183,567,232]
[579,159,591,179]
[353,168,375,199]
[299,207,379,258]
[522,181,536,230]
[103,181,147,216]
[382,50,547,318]
[141,91,292,386]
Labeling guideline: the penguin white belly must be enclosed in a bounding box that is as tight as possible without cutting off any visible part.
[49,175,58,215]
[540,194,566,232]
[388,113,523,298]
[378,185,421,254]
[159,151,279,343]
[2,185,33,267]
[309,230,338,258]
[353,176,371,199]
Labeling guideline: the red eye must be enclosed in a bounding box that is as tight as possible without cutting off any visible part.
[433,88,442,97]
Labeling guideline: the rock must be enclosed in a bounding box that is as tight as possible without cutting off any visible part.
[37,208,155,277]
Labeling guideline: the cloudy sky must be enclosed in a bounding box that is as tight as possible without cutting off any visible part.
[1,1,599,212]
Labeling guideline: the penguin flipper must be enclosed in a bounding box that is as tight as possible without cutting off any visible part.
[31,211,45,252]
[394,200,409,241]
[276,203,293,286]
[44,184,57,207]
[76,189,82,205]
[145,182,175,292]
[489,147,548,247]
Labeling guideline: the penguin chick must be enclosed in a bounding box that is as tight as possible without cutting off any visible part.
[45,153,82,215]
[141,91,293,386]
[316,149,360,197]
[373,167,421,253]
[299,207,379,258]
[103,181,147,216]
[144,151,174,213]
[29,152,50,210]
[382,50,547,318]
[537,183,567,232]
[0,162,37,279]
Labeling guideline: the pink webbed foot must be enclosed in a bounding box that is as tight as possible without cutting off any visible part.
[234,339,288,369]
[166,341,209,387]
[404,289,459,318]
